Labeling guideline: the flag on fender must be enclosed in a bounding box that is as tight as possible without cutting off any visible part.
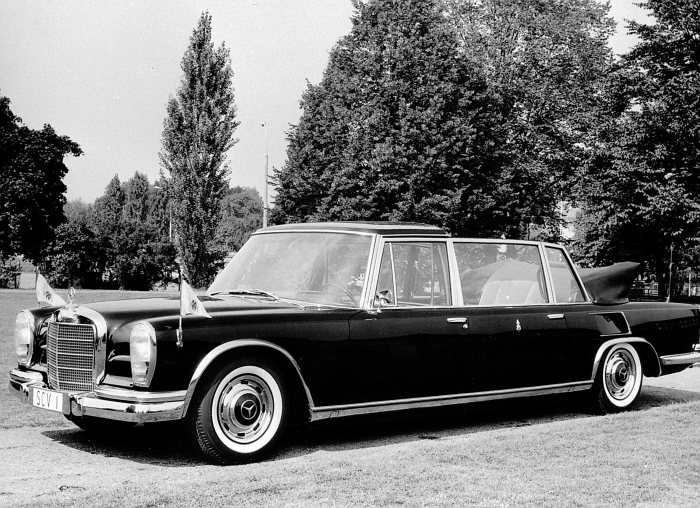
[36,274,67,307]
[180,280,212,319]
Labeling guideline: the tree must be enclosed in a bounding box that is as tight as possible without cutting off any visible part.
[90,175,125,287]
[123,171,150,222]
[447,0,616,239]
[216,186,263,253]
[93,175,125,238]
[0,94,82,263]
[45,207,99,288]
[273,0,505,236]
[159,12,239,287]
[573,0,700,293]
[91,174,177,290]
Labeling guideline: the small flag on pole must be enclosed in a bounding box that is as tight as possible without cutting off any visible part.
[180,280,212,319]
[36,274,67,307]
[177,278,211,348]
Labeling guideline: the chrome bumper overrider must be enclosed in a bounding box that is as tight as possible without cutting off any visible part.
[660,352,700,367]
[10,368,186,423]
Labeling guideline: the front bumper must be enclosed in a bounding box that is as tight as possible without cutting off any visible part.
[10,368,186,423]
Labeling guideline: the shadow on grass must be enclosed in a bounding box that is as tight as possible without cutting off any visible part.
[41,385,700,466]
[41,421,204,467]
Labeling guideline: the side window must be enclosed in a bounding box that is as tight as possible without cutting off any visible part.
[375,242,451,307]
[545,247,586,303]
[454,242,548,306]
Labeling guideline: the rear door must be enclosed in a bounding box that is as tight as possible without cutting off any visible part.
[453,241,584,391]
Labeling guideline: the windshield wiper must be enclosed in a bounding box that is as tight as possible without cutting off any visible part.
[209,289,279,300]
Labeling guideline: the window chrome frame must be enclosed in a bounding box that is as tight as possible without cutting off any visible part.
[450,238,555,308]
[227,228,379,310]
[366,236,455,310]
[540,242,591,304]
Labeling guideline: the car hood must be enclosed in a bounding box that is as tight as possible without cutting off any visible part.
[81,296,303,333]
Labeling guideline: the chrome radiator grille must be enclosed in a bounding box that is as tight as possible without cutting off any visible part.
[47,322,96,391]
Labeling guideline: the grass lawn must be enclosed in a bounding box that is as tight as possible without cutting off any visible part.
[1,288,699,506]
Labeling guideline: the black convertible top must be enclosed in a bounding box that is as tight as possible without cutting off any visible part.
[578,262,643,304]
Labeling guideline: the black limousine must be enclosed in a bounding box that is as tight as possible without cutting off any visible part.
[10,222,700,463]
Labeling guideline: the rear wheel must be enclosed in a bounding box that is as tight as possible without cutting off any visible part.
[189,357,289,464]
[592,343,643,414]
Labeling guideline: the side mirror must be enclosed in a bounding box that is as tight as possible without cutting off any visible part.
[374,289,393,311]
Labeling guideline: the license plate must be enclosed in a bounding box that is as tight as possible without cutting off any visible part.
[32,388,64,413]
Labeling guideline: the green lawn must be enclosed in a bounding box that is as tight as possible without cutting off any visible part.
[1,288,699,506]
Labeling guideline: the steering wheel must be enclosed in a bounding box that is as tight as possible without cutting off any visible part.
[320,283,358,306]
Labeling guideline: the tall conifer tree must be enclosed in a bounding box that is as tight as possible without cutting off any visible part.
[160,12,239,286]
[273,0,504,236]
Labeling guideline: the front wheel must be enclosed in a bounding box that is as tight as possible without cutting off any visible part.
[592,343,643,414]
[189,358,289,464]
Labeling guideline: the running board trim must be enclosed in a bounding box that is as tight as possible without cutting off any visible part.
[309,381,593,421]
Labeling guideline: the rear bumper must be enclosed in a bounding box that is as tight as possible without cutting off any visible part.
[10,368,186,423]
[660,352,700,367]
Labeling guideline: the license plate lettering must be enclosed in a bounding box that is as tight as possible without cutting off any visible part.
[32,388,64,413]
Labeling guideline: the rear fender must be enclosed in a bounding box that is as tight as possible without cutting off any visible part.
[591,338,661,379]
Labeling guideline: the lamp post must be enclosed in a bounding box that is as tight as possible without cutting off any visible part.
[261,122,269,228]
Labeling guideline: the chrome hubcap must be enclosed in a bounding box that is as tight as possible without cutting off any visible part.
[216,374,273,445]
[604,349,637,401]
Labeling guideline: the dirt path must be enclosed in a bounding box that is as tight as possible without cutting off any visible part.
[1,368,698,507]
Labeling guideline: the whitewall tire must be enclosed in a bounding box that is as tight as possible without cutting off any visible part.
[191,357,288,464]
[593,343,643,414]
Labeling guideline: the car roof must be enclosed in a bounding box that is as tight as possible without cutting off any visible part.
[258,221,450,237]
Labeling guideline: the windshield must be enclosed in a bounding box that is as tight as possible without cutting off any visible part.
[208,231,373,307]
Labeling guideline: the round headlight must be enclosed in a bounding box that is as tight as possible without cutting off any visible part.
[130,322,157,387]
[14,311,34,368]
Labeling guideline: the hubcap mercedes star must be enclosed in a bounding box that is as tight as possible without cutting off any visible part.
[216,375,273,445]
[604,349,638,400]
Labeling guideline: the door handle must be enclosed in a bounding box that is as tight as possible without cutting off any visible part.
[447,317,469,330]
[548,314,565,320]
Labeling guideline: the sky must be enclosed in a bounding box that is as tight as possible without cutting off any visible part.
[0,0,653,204]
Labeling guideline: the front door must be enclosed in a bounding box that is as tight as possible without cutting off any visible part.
[347,240,474,403]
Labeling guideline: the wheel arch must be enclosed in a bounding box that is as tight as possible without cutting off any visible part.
[590,337,661,379]
[182,339,315,421]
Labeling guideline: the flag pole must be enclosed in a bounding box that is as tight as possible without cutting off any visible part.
[177,261,184,348]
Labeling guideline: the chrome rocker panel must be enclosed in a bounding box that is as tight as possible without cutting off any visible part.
[309,381,593,421]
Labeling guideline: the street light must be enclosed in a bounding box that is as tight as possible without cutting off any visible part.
[261,122,269,228]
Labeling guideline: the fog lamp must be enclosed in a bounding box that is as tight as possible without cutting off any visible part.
[130,322,157,387]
